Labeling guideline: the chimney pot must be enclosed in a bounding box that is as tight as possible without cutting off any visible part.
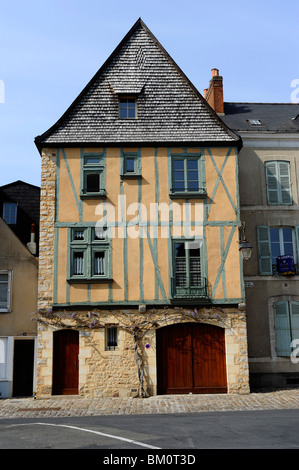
[212,68,219,77]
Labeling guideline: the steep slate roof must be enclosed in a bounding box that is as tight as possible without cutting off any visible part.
[0,180,40,253]
[35,18,241,150]
[222,102,299,133]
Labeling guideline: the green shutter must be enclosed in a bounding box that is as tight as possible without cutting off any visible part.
[274,301,291,356]
[278,162,292,205]
[265,162,279,204]
[257,226,272,275]
[290,302,299,345]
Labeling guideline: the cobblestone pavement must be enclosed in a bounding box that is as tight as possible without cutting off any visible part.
[1,389,299,419]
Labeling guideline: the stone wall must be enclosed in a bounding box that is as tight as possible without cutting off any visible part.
[36,308,250,398]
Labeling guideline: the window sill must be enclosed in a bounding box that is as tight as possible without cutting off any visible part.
[121,174,142,179]
[67,278,113,283]
[169,191,207,199]
[80,191,106,199]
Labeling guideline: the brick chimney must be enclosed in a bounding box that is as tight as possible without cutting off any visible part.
[204,68,224,115]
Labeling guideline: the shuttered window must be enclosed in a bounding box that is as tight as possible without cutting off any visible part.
[274,301,299,356]
[265,161,292,205]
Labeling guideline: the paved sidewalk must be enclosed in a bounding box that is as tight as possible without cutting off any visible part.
[1,389,299,419]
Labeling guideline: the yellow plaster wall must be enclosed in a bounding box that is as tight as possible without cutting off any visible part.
[56,146,242,304]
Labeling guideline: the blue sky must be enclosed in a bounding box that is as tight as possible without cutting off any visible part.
[0,0,298,187]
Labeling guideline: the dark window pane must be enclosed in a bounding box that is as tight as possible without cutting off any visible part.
[283,228,292,243]
[270,228,279,242]
[187,160,198,170]
[173,160,184,170]
[126,158,135,172]
[86,173,100,192]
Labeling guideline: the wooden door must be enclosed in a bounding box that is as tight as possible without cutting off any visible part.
[52,329,79,395]
[13,339,34,397]
[156,323,227,394]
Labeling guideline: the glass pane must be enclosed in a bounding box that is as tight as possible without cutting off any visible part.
[120,108,127,118]
[86,173,100,192]
[73,252,84,275]
[94,252,105,275]
[282,228,292,243]
[126,158,135,172]
[3,203,17,224]
[85,156,100,164]
[0,274,8,283]
[175,243,185,257]
[284,243,294,256]
[107,327,118,348]
[0,283,8,307]
[74,230,84,241]
[173,160,184,170]
[270,228,279,242]
[187,160,198,170]
[128,107,136,118]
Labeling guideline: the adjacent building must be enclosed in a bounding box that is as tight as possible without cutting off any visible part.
[205,69,299,389]
[0,181,39,397]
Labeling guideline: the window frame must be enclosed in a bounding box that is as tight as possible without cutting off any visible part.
[0,270,12,313]
[265,161,292,206]
[170,153,206,198]
[257,225,299,276]
[120,149,141,178]
[3,202,17,225]
[68,227,112,282]
[81,152,106,198]
[119,97,137,119]
[274,300,299,356]
[172,239,207,299]
[105,325,118,351]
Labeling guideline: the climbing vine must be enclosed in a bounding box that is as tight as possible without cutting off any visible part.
[34,306,227,398]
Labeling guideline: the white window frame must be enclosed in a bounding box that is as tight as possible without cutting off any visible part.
[0,271,12,313]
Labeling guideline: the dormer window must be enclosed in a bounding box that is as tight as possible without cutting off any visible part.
[248,119,262,126]
[120,98,136,119]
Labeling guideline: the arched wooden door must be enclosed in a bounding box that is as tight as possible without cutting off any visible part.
[52,329,79,395]
[156,323,227,394]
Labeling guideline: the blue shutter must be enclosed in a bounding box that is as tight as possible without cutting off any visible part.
[265,162,279,205]
[278,162,292,205]
[257,226,272,275]
[274,301,291,356]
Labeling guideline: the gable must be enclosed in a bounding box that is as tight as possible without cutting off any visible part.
[35,19,240,149]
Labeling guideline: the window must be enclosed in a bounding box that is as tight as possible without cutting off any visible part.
[172,241,207,298]
[69,227,111,281]
[120,150,141,177]
[81,153,106,197]
[171,155,206,197]
[248,119,262,126]
[106,326,118,350]
[0,271,12,312]
[274,300,299,356]
[265,161,292,205]
[120,98,136,119]
[257,226,298,275]
[3,202,17,224]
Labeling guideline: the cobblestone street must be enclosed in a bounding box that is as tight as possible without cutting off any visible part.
[1,389,299,419]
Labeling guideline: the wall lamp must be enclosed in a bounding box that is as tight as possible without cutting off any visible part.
[239,222,252,261]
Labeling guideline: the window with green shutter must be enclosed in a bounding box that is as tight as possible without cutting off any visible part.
[274,301,299,356]
[257,226,298,275]
[265,161,292,205]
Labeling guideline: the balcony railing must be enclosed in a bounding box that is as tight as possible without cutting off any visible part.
[171,277,208,299]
